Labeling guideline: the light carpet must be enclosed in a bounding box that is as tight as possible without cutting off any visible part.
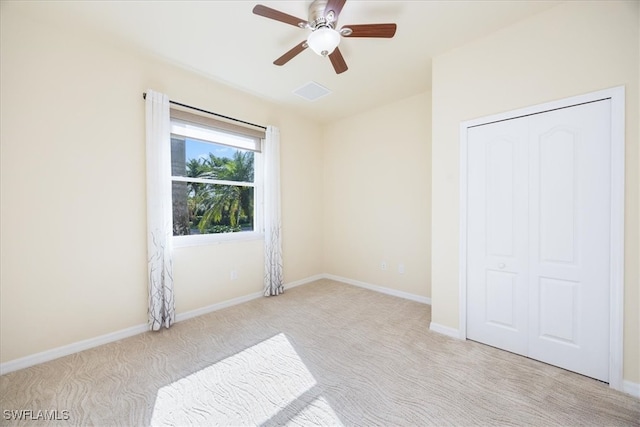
[1,279,639,426]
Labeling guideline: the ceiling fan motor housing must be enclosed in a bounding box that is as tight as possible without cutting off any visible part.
[309,0,335,30]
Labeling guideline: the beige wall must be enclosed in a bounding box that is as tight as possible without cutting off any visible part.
[431,1,640,383]
[323,92,432,298]
[0,6,323,363]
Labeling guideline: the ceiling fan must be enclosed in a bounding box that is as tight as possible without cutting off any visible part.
[252,0,397,74]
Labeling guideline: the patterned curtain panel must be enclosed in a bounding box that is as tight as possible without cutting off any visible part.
[145,90,175,330]
[263,126,284,296]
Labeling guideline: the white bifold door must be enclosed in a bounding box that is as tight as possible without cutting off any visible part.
[466,100,611,382]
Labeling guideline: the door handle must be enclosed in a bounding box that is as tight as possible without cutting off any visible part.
[498,263,506,269]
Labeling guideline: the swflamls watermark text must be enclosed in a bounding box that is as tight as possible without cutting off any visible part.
[3,409,70,421]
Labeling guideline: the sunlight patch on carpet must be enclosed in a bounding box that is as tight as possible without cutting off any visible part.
[150,333,341,426]
[286,396,342,425]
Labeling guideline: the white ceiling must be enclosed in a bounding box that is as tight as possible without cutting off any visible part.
[8,0,562,123]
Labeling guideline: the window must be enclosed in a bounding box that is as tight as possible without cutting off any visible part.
[169,109,264,245]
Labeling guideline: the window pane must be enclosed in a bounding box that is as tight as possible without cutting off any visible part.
[172,182,254,236]
[171,137,254,183]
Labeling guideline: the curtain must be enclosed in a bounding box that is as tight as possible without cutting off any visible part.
[145,90,175,330]
[263,126,284,296]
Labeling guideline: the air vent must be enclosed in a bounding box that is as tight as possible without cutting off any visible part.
[293,81,331,102]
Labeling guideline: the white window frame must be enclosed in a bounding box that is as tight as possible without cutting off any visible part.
[169,117,264,248]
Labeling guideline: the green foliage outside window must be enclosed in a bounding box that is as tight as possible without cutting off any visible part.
[173,150,254,236]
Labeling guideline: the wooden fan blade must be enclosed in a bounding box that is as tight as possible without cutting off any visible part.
[324,0,346,21]
[274,41,308,66]
[341,23,397,38]
[253,4,308,28]
[329,47,348,74]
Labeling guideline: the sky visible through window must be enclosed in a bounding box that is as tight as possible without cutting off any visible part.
[185,138,237,162]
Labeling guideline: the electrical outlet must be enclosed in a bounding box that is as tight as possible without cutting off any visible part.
[230,270,238,280]
[398,264,405,275]
[380,261,387,271]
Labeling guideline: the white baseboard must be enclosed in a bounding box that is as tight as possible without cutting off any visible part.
[622,380,640,398]
[286,274,325,289]
[0,323,148,375]
[429,322,462,339]
[323,274,431,305]
[1,292,270,375]
[0,275,322,375]
[175,275,324,323]
[176,291,264,322]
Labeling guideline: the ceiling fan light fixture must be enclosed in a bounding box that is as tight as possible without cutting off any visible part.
[307,26,340,57]
[252,1,398,74]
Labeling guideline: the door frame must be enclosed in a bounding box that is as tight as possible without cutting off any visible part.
[458,86,625,391]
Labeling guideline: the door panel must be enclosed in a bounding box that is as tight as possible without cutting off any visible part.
[528,100,611,382]
[466,118,529,356]
[485,271,518,330]
[538,277,580,345]
[486,138,515,257]
[538,130,577,264]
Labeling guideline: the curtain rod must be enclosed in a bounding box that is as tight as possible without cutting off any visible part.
[142,92,267,131]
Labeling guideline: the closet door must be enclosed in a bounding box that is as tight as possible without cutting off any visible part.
[466,118,529,356]
[466,100,611,382]
[527,100,611,382]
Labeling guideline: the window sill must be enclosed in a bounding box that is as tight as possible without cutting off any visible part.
[173,231,264,248]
